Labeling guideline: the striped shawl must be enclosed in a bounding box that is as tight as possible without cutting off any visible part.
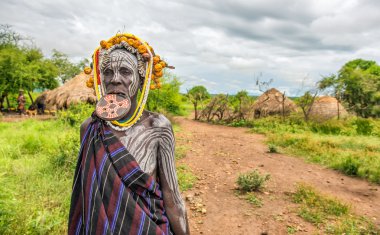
[68,117,172,235]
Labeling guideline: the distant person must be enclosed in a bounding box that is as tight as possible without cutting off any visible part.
[68,33,189,234]
[17,90,26,115]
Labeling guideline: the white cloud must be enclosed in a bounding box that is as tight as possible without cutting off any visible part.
[1,0,380,95]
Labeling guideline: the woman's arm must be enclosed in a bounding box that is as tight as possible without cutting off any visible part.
[157,123,190,235]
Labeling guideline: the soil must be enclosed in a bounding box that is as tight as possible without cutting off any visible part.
[175,116,380,235]
[0,112,56,122]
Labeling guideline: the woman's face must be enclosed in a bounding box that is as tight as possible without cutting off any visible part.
[100,49,140,100]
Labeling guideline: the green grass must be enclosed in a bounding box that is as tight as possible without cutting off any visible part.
[249,116,380,183]
[0,119,78,234]
[176,165,197,191]
[292,184,379,234]
[245,193,263,207]
[0,103,195,234]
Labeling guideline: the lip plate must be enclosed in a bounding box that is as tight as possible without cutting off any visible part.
[96,94,131,121]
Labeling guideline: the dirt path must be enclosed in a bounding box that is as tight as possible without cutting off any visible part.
[175,117,380,235]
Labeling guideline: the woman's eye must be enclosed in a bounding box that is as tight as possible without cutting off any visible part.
[119,68,131,75]
[104,69,114,76]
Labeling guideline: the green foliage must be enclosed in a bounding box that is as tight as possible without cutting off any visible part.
[58,103,94,127]
[354,118,373,135]
[0,119,78,234]
[187,85,210,120]
[334,156,360,176]
[51,49,82,84]
[268,143,278,153]
[0,25,60,98]
[245,193,263,207]
[237,169,270,192]
[250,116,380,183]
[297,91,318,121]
[320,59,380,118]
[292,184,379,234]
[176,165,197,191]
[146,73,186,115]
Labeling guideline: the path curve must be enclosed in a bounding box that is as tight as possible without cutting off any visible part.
[175,117,380,235]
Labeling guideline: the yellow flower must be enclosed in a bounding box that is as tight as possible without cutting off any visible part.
[154,77,160,83]
[150,84,156,90]
[153,56,160,65]
[127,38,135,46]
[154,70,163,77]
[106,43,112,49]
[100,40,108,49]
[84,67,92,75]
[156,83,162,89]
[159,61,166,68]
[138,45,147,54]
[120,36,128,42]
[151,74,156,80]
[154,63,163,72]
[86,77,94,88]
[133,40,141,48]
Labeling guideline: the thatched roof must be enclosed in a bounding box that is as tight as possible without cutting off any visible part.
[35,73,96,110]
[252,88,297,117]
[309,96,348,121]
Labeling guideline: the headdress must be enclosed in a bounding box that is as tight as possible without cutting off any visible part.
[83,33,169,130]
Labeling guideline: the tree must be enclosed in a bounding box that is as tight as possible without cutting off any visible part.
[297,90,318,121]
[146,72,184,115]
[0,25,59,109]
[187,85,210,120]
[51,49,81,83]
[320,59,380,118]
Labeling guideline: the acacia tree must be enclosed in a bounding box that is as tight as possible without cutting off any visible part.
[51,49,82,84]
[320,59,380,118]
[0,25,59,109]
[297,90,318,121]
[187,85,210,120]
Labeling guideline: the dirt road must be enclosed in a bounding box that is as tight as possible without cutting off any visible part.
[175,117,380,235]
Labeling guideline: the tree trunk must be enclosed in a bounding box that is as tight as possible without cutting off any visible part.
[27,91,34,104]
[5,95,10,109]
[337,99,340,120]
[281,92,285,121]
[193,103,198,120]
[0,94,4,110]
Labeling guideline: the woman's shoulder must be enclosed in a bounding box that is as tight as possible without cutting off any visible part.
[142,111,172,129]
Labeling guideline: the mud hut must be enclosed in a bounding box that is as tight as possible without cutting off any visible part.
[35,72,96,110]
[309,96,348,121]
[252,88,297,118]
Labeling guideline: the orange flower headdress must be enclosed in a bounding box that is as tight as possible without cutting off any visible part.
[83,33,171,130]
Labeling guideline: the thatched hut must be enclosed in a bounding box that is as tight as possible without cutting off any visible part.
[35,72,96,110]
[252,88,297,118]
[309,96,348,121]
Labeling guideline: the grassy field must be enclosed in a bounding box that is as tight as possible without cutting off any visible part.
[0,104,194,234]
[291,184,379,234]
[249,116,380,183]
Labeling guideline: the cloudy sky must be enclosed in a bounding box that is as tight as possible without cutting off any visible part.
[1,0,380,95]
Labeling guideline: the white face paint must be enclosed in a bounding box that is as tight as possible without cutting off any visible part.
[100,49,140,99]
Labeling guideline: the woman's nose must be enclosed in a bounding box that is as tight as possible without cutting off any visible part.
[111,72,122,85]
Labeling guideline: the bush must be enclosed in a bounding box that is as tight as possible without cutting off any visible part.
[268,144,278,153]
[333,156,360,176]
[310,120,343,135]
[50,131,79,173]
[58,103,94,127]
[237,169,270,192]
[354,118,373,135]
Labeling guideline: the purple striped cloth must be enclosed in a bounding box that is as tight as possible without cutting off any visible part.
[68,117,172,235]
